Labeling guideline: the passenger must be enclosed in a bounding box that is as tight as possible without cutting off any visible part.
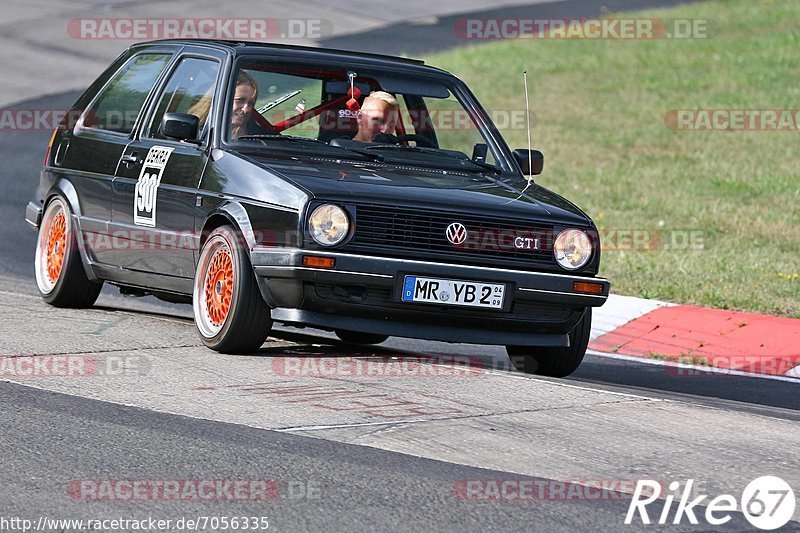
[186,87,213,135]
[352,91,400,142]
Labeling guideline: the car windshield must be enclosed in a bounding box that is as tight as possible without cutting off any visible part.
[224,59,515,174]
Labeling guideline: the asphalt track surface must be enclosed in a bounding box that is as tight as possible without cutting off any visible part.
[0,381,638,532]
[0,380,770,533]
[1,3,799,532]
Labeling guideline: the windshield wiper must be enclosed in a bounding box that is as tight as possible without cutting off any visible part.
[238,134,333,144]
[236,135,384,162]
[364,144,500,174]
[468,159,502,175]
[363,144,443,154]
[256,90,301,114]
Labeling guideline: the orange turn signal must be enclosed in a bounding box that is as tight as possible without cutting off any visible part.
[302,255,335,269]
[44,128,57,166]
[573,281,604,295]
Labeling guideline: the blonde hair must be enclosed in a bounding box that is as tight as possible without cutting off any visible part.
[236,70,259,98]
[364,90,398,108]
[186,87,213,130]
[352,91,401,141]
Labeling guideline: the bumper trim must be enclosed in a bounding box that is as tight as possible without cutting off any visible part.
[518,286,606,304]
[261,265,393,279]
[253,246,606,281]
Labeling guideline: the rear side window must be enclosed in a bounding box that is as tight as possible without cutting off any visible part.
[148,57,220,140]
[82,53,171,134]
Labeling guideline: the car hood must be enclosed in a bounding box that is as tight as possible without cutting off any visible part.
[245,155,592,226]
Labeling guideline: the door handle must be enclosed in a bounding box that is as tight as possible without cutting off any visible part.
[120,153,141,166]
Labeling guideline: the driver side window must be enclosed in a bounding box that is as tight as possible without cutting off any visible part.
[147,57,220,141]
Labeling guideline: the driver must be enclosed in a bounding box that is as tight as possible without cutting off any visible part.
[352,91,400,142]
[230,71,258,140]
[229,70,276,139]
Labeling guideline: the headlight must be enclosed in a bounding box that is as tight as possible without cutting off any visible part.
[309,204,350,246]
[554,229,592,270]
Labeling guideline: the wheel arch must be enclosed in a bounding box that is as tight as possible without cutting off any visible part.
[46,179,82,218]
[198,201,274,307]
[43,179,99,282]
[199,201,257,250]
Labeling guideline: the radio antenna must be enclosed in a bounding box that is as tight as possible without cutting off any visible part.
[506,70,534,204]
[524,70,532,181]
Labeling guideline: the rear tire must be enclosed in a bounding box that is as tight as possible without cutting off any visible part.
[506,308,592,378]
[193,226,272,353]
[335,330,389,345]
[34,196,102,308]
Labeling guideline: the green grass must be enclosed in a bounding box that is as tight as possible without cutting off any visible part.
[424,0,800,317]
[647,353,712,366]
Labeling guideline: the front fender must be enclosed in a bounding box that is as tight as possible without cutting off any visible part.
[199,201,281,308]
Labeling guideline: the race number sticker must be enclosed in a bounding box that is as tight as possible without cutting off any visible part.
[133,146,174,227]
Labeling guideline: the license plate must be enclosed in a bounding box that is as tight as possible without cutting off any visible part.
[401,275,505,309]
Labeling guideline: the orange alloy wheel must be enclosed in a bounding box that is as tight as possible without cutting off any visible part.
[204,246,234,326]
[46,211,67,283]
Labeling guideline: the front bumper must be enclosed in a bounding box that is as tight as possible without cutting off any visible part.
[251,247,609,346]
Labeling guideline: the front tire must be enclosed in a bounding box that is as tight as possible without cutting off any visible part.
[34,196,102,308]
[193,226,272,353]
[506,308,592,378]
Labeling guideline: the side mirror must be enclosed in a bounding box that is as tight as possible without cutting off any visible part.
[513,148,544,175]
[161,113,199,142]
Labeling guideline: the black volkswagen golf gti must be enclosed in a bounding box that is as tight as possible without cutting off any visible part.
[27,40,609,377]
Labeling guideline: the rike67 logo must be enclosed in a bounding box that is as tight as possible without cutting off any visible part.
[134,146,173,227]
[626,477,796,530]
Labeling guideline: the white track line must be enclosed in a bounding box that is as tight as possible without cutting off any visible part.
[588,350,800,384]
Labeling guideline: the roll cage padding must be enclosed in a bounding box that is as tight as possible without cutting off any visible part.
[272,87,362,132]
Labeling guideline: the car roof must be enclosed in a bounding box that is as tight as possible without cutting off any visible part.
[130,39,453,77]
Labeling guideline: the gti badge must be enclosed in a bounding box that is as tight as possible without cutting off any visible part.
[445,222,468,245]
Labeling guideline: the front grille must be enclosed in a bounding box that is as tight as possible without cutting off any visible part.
[348,204,554,268]
[314,283,392,306]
